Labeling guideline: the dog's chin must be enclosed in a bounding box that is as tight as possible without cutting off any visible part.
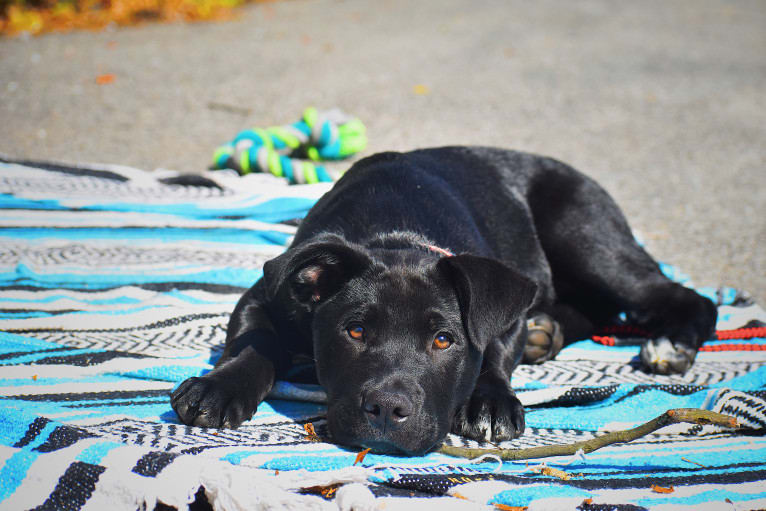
[357,438,439,457]
[326,405,444,456]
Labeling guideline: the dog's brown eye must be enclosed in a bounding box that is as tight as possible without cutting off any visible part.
[347,324,365,341]
[433,333,452,350]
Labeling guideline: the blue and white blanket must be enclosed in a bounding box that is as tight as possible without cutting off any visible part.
[0,158,764,511]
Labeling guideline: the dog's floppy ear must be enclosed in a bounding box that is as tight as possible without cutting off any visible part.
[438,254,537,350]
[263,234,372,309]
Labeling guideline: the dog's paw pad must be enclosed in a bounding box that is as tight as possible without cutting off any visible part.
[523,313,564,364]
[639,336,696,375]
[451,385,525,443]
[170,376,256,428]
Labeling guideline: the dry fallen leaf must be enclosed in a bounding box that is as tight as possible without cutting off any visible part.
[303,422,320,442]
[651,485,674,494]
[493,503,528,511]
[302,483,340,499]
[31,374,38,381]
[353,447,371,466]
[413,84,430,95]
[531,465,572,481]
[96,74,116,85]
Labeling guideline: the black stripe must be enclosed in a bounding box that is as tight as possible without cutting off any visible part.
[612,384,707,404]
[7,312,228,335]
[491,465,766,490]
[35,350,152,367]
[31,461,106,511]
[0,156,130,182]
[13,417,51,448]
[0,226,264,232]
[159,174,222,189]
[0,347,76,361]
[64,398,168,409]
[35,425,95,453]
[0,308,80,316]
[385,464,766,494]
[132,451,179,477]
[0,282,246,294]
[5,388,171,402]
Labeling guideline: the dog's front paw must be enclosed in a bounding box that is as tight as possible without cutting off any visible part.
[639,337,697,375]
[451,382,525,443]
[170,376,259,428]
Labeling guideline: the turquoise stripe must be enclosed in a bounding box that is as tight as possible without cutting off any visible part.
[710,366,766,390]
[80,198,316,221]
[223,447,343,465]
[0,195,318,222]
[0,420,58,502]
[162,290,234,305]
[638,489,766,508]
[0,295,142,306]
[0,450,43,502]
[76,441,123,465]
[117,365,211,383]
[493,485,591,507]
[0,305,185,321]
[0,332,60,355]
[0,265,263,289]
[0,227,292,245]
[0,195,67,211]
[0,291,234,307]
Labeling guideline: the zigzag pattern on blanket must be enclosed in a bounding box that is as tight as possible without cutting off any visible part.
[0,158,765,510]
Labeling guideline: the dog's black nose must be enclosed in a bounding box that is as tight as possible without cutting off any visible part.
[362,389,412,428]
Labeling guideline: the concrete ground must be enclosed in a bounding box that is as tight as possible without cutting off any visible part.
[1,0,764,301]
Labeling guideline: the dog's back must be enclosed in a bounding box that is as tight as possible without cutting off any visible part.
[293,146,555,301]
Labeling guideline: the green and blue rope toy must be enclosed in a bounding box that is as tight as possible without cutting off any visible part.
[212,107,366,184]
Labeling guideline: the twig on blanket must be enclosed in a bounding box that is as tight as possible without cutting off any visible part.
[438,408,739,461]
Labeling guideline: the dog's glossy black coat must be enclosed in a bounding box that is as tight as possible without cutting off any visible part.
[171,147,716,454]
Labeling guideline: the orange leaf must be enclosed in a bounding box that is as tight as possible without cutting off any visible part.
[651,485,674,494]
[96,74,115,85]
[581,498,593,505]
[303,422,320,442]
[31,374,38,381]
[493,504,528,511]
[353,447,371,466]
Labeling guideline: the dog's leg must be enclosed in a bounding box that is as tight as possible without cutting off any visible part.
[528,162,717,374]
[452,323,527,443]
[171,282,283,428]
[523,303,604,364]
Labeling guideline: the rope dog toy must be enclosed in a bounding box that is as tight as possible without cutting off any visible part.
[212,107,366,184]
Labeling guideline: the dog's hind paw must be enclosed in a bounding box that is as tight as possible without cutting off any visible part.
[451,382,525,443]
[639,336,697,375]
[522,313,564,364]
[170,376,258,429]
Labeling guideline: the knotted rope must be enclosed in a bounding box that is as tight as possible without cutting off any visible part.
[212,107,366,184]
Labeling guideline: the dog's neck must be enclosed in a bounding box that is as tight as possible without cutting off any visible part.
[363,232,454,260]
[421,243,454,258]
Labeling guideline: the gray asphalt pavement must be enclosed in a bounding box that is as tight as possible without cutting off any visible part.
[1,0,764,301]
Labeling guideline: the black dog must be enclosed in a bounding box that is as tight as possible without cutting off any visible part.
[171,147,716,455]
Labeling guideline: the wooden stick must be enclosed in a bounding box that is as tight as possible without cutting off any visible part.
[439,408,739,461]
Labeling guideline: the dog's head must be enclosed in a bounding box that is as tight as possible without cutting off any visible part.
[263,234,536,455]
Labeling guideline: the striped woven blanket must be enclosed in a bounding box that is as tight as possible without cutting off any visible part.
[1,158,764,511]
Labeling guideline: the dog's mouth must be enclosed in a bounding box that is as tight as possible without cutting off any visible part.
[325,402,444,456]
[356,438,439,456]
